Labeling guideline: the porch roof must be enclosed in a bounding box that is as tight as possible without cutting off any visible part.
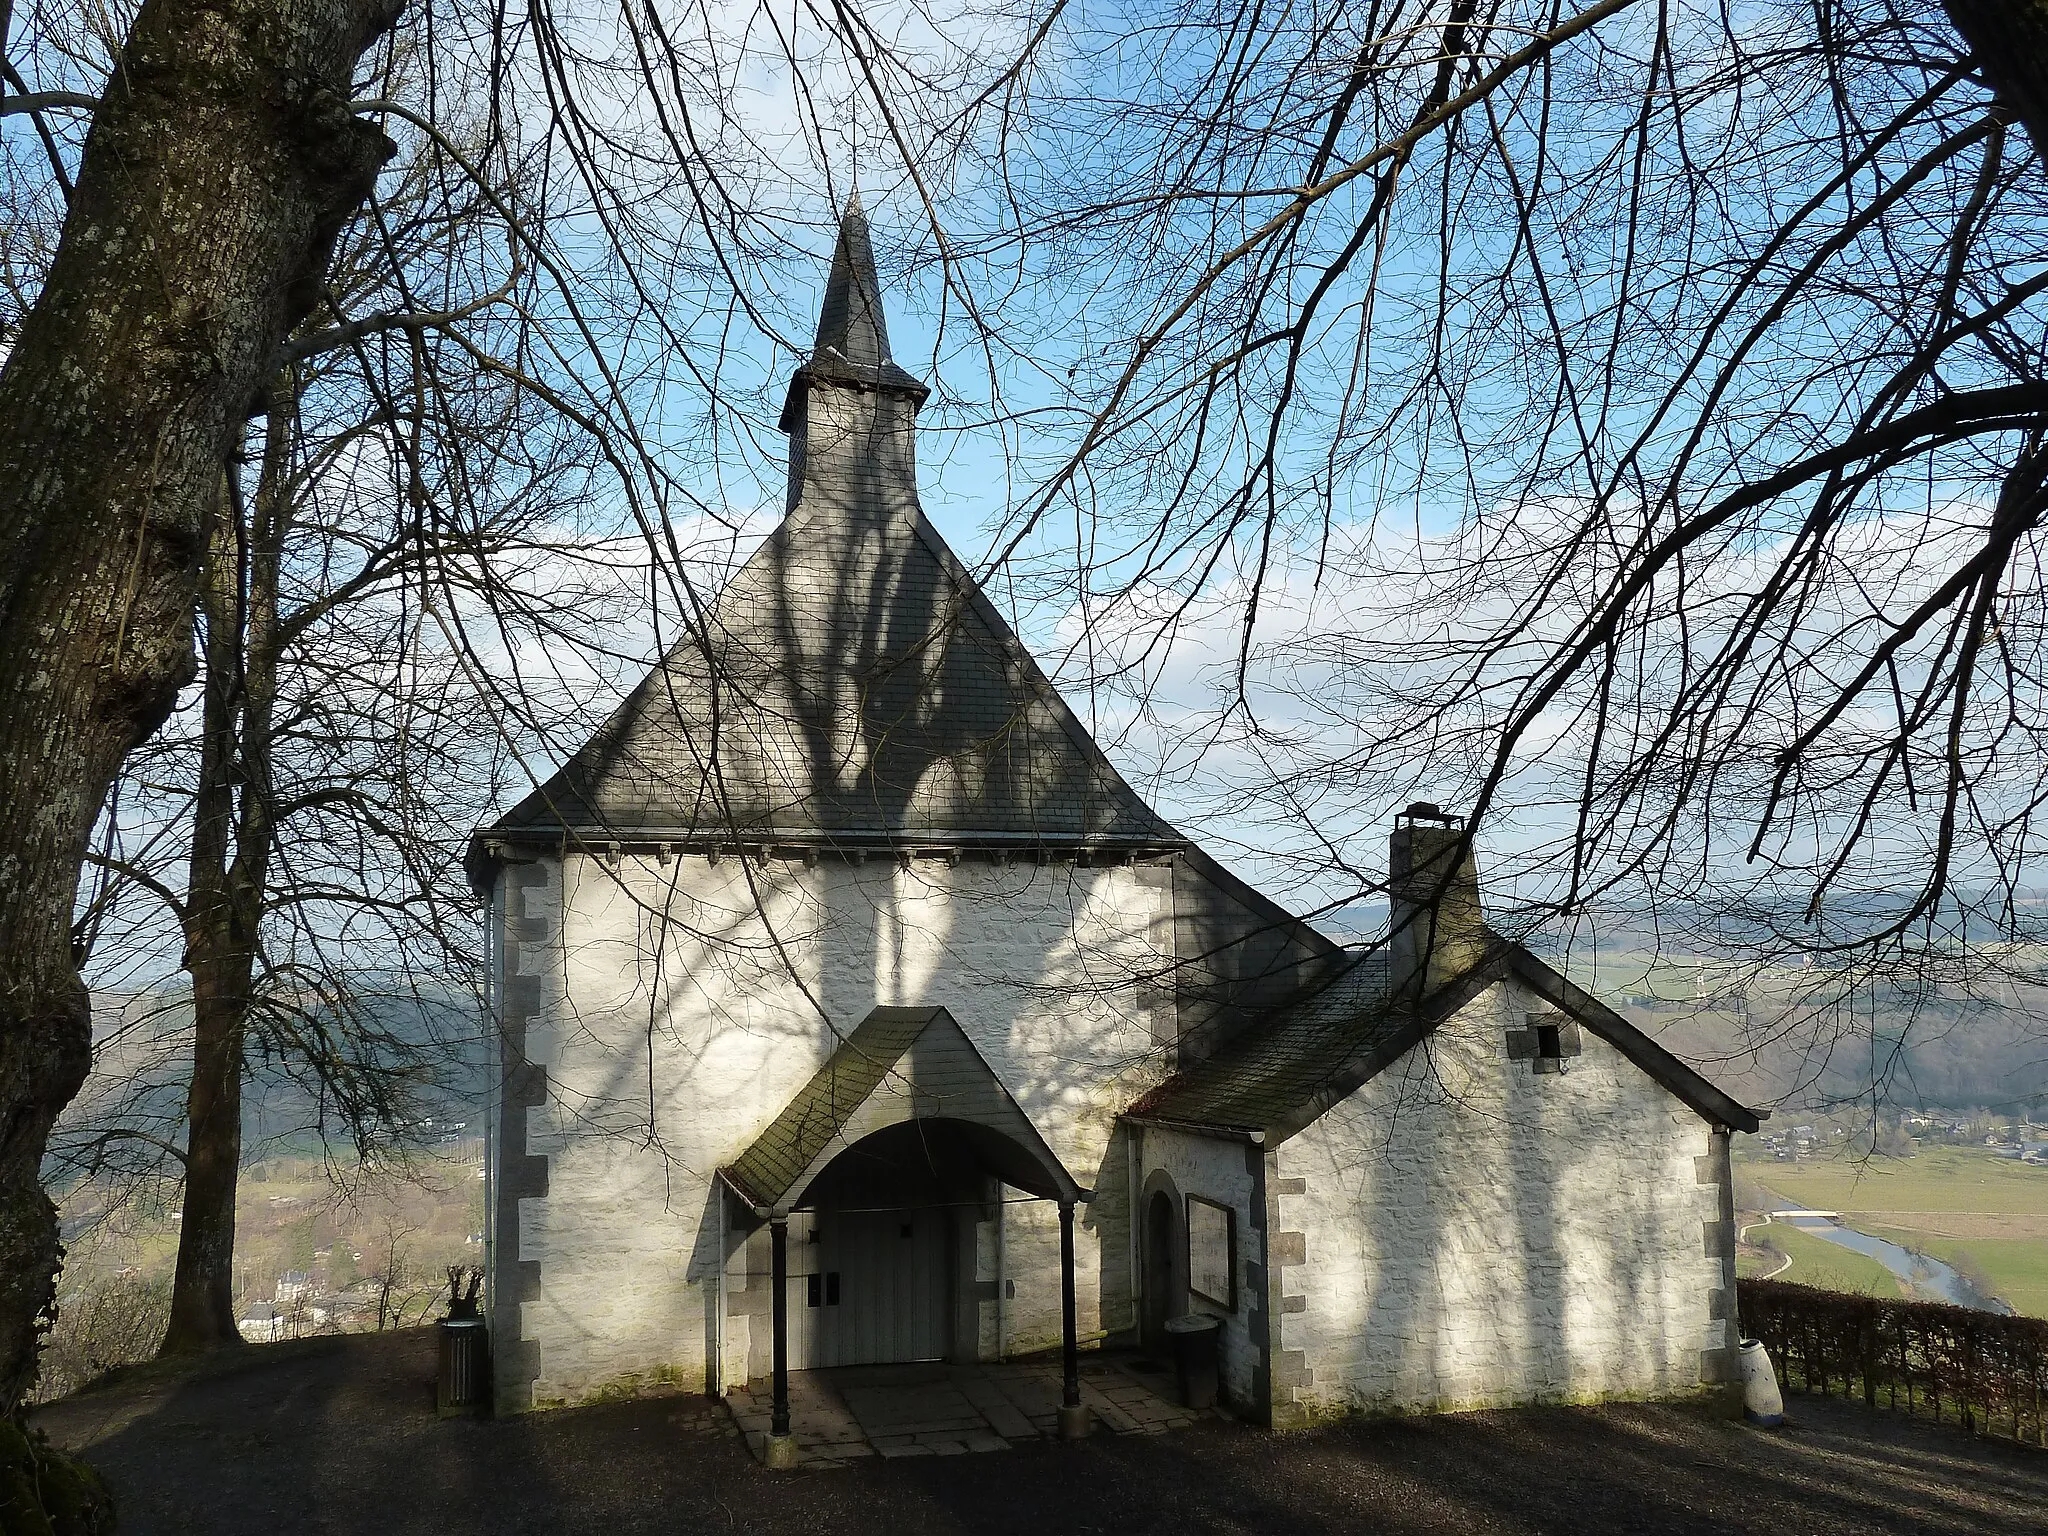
[720,1005,1085,1214]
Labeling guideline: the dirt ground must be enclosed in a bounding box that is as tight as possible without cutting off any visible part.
[32,1328,2048,1535]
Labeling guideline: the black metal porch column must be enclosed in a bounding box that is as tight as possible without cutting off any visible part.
[1057,1197,1087,1436]
[770,1214,790,1437]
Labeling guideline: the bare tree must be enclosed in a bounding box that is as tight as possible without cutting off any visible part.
[12,0,2046,1439]
[52,116,614,1352]
[0,0,929,1415]
[0,0,404,1414]
[865,1,2048,1010]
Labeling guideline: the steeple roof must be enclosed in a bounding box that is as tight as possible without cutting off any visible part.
[781,202,929,425]
[814,195,890,366]
[479,208,1180,850]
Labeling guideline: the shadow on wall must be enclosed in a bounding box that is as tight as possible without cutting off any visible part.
[481,209,1349,1410]
[1289,1006,1709,1417]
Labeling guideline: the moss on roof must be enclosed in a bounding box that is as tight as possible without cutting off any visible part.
[1129,954,1398,1135]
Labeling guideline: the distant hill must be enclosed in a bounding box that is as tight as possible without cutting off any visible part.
[50,988,491,1185]
[1634,991,2048,1116]
[1322,898,2048,1115]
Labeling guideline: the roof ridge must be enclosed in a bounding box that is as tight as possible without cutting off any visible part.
[1129,934,1760,1140]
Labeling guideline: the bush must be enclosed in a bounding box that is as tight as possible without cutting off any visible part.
[1740,1277,2048,1443]
[34,1272,172,1404]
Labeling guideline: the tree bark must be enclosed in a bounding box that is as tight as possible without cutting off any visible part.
[160,389,288,1353]
[162,506,253,1353]
[0,0,394,1407]
[1943,0,2048,163]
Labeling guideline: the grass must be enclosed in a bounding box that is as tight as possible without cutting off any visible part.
[1747,1147,2048,1319]
[1749,1147,2048,1217]
[1735,1249,1779,1281]
[1748,1219,1905,1298]
[1865,1227,2048,1320]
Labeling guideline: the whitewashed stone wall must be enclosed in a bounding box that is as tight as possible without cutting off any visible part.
[1137,1125,1263,1411]
[488,848,1176,1409]
[1271,977,1729,1424]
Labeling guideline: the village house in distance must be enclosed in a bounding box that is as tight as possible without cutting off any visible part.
[465,204,1763,1443]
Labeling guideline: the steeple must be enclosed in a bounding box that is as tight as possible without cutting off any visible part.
[778,202,929,438]
[813,195,890,367]
[482,203,1182,851]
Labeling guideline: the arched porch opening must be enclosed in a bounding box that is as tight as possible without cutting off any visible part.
[1143,1187,1185,1357]
[772,1117,1058,1371]
[717,1005,1092,1446]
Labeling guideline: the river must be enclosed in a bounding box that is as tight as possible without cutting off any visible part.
[1773,1203,2013,1313]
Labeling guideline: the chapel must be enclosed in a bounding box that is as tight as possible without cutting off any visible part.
[466,205,1761,1433]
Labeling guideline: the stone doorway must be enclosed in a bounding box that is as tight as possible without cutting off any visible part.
[1143,1188,1184,1357]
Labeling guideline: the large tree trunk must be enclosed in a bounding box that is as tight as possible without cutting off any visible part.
[0,0,394,1408]
[161,390,292,1355]
[1944,0,2048,162]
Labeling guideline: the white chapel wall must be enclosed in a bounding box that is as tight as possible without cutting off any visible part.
[1136,1124,1263,1411]
[1270,977,1729,1424]
[496,847,1175,1409]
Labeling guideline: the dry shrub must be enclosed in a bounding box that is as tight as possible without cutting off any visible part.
[34,1271,172,1404]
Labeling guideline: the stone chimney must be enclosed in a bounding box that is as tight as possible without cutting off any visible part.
[1388,803,1487,999]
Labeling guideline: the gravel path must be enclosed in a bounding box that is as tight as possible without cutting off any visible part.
[33,1328,2048,1535]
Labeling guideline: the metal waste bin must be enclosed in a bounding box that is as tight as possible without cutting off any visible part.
[1165,1313,1221,1410]
[438,1316,490,1417]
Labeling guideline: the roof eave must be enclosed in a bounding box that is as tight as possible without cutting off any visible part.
[778,356,931,431]
[1502,943,1764,1134]
[469,823,1191,857]
[1131,928,1765,1146]
[1259,947,1513,1144]
[1121,1113,1266,1144]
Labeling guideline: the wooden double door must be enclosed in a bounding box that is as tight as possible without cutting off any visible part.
[786,1206,950,1368]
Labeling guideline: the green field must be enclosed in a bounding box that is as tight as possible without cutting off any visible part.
[1745,1219,1905,1297]
[1751,1147,2048,1216]
[1866,1228,2048,1319]
[1749,1147,2048,1318]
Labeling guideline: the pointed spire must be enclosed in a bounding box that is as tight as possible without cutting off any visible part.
[813,196,892,367]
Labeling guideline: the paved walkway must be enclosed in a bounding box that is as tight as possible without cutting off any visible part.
[724,1354,1199,1464]
[36,1329,2048,1534]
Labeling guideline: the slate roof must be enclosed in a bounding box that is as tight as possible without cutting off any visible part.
[723,1008,932,1210]
[479,207,1179,848]
[816,193,891,366]
[721,1005,1080,1211]
[1129,953,1397,1136]
[1129,938,1762,1141]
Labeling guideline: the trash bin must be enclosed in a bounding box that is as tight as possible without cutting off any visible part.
[1165,1313,1222,1410]
[438,1316,490,1417]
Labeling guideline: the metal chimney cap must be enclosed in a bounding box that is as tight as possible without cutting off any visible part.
[1398,801,1462,826]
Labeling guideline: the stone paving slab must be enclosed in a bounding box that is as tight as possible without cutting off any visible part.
[729,1354,1198,1467]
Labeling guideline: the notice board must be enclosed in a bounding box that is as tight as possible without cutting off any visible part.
[1186,1195,1236,1309]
